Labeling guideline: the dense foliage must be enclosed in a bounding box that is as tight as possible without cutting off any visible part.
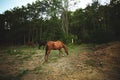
[0,0,120,45]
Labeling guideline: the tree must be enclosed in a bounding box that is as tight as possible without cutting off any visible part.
[109,0,120,40]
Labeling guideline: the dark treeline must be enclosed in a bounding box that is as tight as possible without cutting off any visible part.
[0,0,120,45]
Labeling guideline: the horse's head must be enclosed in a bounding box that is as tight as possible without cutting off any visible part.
[64,46,69,55]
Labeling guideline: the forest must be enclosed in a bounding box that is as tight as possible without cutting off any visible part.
[0,0,120,80]
[0,0,120,45]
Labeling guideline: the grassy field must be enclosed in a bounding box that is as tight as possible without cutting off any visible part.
[0,42,120,80]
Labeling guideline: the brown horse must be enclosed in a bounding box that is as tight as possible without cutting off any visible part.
[26,41,34,47]
[45,40,69,62]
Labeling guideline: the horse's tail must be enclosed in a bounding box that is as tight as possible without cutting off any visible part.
[45,45,48,61]
[45,45,48,56]
[63,44,69,55]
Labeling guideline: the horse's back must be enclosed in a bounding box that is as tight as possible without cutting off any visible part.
[46,40,64,49]
[46,41,54,45]
[47,40,63,45]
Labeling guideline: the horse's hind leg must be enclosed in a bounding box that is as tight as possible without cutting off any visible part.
[45,50,51,62]
[45,54,48,62]
[45,50,48,62]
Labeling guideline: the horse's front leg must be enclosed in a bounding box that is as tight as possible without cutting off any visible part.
[59,49,63,57]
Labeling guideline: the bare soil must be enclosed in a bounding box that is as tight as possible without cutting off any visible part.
[0,42,120,80]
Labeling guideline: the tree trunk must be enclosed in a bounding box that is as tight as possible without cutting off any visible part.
[61,0,69,36]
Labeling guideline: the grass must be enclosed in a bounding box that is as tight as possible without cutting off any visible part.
[0,69,28,80]
[1,42,120,80]
[42,43,95,63]
[3,45,38,55]
[34,65,43,74]
[0,43,97,80]
[4,49,23,55]
[15,69,28,80]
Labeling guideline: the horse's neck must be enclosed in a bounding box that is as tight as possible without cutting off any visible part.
[62,44,68,55]
[63,44,67,50]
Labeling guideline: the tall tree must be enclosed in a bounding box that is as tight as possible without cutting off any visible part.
[109,0,120,40]
[61,0,69,37]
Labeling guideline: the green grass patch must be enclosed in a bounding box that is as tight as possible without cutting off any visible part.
[4,49,23,55]
[0,69,28,80]
[33,65,44,74]
[15,69,28,80]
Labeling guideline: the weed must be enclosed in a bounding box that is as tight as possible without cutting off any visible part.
[34,65,43,74]
[84,59,102,67]
[4,49,23,55]
[0,69,28,80]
